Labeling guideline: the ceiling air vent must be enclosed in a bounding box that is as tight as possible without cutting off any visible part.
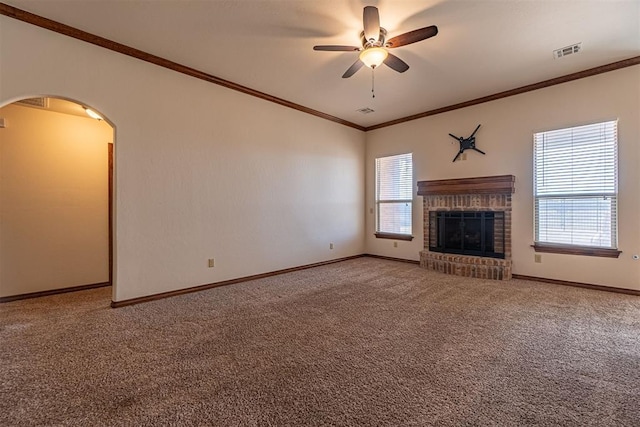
[16,97,49,109]
[553,43,582,59]
[357,107,375,114]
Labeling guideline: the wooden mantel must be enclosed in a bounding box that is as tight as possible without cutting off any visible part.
[417,175,515,196]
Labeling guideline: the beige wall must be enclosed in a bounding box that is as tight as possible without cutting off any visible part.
[0,104,112,297]
[0,17,366,302]
[2,16,637,299]
[366,66,640,290]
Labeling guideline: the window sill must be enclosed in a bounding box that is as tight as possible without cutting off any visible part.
[532,243,621,258]
[375,233,414,241]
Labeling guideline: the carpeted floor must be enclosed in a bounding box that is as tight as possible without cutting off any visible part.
[1,258,639,426]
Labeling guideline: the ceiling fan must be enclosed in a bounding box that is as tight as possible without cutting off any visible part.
[313,6,438,78]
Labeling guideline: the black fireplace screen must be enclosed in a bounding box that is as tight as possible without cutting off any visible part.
[429,211,505,259]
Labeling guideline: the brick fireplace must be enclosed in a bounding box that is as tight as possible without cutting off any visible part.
[417,175,515,280]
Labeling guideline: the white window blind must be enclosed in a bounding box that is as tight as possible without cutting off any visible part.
[375,153,413,236]
[534,120,618,248]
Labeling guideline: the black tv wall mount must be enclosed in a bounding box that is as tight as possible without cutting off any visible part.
[449,124,485,162]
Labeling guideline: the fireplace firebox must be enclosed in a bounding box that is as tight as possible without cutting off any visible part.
[429,211,505,259]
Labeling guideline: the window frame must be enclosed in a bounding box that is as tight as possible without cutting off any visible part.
[374,153,414,241]
[532,120,621,258]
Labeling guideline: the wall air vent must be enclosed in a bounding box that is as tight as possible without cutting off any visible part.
[553,43,582,59]
[16,97,49,109]
[357,107,375,114]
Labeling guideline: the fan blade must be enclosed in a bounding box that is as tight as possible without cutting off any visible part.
[342,59,364,78]
[313,45,360,51]
[383,53,409,73]
[386,25,438,48]
[363,6,380,43]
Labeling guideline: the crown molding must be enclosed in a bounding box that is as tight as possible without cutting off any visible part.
[365,56,640,131]
[2,2,638,133]
[0,3,365,131]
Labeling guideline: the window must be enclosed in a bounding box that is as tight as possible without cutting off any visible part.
[375,153,413,240]
[533,120,620,257]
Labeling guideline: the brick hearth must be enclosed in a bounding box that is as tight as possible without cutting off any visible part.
[417,176,515,280]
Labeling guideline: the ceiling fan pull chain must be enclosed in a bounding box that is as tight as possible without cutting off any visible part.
[371,69,375,98]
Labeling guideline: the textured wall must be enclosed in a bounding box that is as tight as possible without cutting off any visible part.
[0,17,366,302]
[365,66,640,290]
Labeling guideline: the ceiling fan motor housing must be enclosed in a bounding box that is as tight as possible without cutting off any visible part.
[360,28,387,49]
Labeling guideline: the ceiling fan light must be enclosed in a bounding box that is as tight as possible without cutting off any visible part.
[359,47,388,69]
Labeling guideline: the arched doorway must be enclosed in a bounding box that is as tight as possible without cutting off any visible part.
[0,96,116,302]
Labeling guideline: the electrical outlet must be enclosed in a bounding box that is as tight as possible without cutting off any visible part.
[393,241,398,248]
[329,243,334,250]
[534,254,542,263]
[208,258,215,268]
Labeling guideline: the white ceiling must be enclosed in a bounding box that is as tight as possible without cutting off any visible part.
[5,0,640,128]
